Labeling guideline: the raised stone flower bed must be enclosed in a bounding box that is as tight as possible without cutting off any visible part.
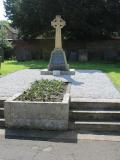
[4,80,70,130]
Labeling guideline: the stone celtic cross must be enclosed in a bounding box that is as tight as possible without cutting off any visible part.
[51,15,66,49]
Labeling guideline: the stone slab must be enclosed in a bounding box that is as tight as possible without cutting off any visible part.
[41,69,75,75]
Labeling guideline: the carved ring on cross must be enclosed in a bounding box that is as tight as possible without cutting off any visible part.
[51,15,66,29]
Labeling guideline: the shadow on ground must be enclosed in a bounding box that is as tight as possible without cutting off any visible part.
[63,75,84,86]
[4,129,120,143]
[5,129,78,143]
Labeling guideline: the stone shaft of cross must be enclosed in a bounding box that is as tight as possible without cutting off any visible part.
[51,15,66,49]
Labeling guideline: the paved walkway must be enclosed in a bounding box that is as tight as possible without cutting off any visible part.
[0,69,120,100]
[0,136,120,160]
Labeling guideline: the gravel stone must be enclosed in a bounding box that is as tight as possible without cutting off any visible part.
[0,69,120,100]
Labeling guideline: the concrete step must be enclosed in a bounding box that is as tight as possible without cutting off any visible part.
[0,119,5,128]
[0,108,4,118]
[70,100,120,111]
[70,110,120,122]
[0,100,4,108]
[69,121,120,133]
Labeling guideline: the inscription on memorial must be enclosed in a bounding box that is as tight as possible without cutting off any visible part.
[51,51,65,64]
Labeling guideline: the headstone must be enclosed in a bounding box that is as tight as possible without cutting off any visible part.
[0,47,4,62]
[69,51,79,61]
[0,56,2,74]
[79,50,88,62]
[16,48,32,61]
[48,15,69,71]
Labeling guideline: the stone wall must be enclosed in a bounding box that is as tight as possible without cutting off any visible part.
[13,39,120,61]
[5,93,70,130]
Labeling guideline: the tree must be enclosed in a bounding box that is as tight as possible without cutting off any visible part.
[0,21,12,49]
[4,0,120,39]
[0,21,13,61]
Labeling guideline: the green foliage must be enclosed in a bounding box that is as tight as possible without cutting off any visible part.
[17,79,65,102]
[0,20,10,27]
[4,0,120,39]
[0,21,12,49]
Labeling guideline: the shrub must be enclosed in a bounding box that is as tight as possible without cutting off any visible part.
[0,26,13,60]
[17,80,66,102]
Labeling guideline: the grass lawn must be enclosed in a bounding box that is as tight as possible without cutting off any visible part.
[1,60,120,90]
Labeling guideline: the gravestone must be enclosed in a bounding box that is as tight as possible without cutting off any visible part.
[0,47,4,62]
[69,51,79,61]
[0,56,2,75]
[41,15,75,75]
[79,49,88,62]
[48,15,69,71]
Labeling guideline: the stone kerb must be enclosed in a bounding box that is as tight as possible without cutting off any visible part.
[4,85,70,131]
[41,69,75,76]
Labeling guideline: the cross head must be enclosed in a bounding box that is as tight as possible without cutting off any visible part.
[51,15,66,29]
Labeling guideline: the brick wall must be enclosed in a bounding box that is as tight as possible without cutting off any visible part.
[13,39,120,61]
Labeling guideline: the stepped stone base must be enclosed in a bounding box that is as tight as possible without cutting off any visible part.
[0,119,5,128]
[0,100,5,129]
[69,121,120,134]
[0,108,4,117]
[0,99,5,108]
[41,69,75,76]
[69,98,120,134]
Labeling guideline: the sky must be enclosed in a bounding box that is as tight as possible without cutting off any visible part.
[0,0,7,20]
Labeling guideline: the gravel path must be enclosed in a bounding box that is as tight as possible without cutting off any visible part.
[70,70,120,99]
[0,69,120,100]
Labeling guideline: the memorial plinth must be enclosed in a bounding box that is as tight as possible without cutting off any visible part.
[41,15,75,76]
[48,49,69,71]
